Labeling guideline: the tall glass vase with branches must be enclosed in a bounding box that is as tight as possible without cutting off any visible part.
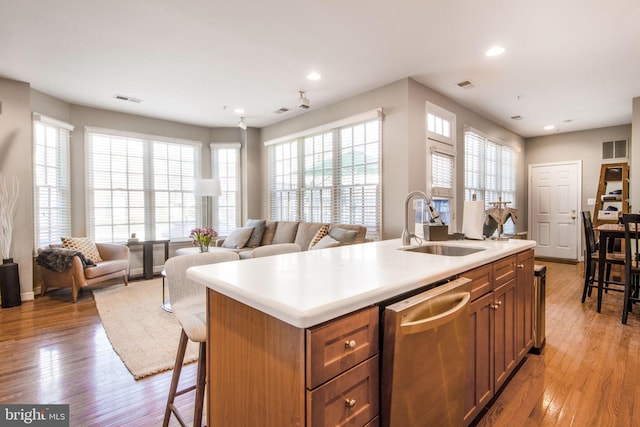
[0,176,19,261]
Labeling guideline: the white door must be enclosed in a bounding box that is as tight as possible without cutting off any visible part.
[528,161,581,260]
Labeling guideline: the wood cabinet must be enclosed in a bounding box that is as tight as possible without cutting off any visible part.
[516,249,535,359]
[306,306,379,426]
[206,249,535,427]
[462,251,533,426]
[206,290,378,427]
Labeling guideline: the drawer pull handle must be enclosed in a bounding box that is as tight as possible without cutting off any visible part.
[345,340,357,350]
[345,398,357,408]
[517,264,525,269]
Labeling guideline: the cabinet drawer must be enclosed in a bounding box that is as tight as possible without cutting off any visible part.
[307,355,379,427]
[306,306,379,389]
[493,255,516,288]
[461,264,493,301]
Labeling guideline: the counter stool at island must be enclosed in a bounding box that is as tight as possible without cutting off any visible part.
[162,251,240,427]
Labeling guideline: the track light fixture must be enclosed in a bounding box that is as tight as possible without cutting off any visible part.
[237,117,247,130]
[298,91,310,109]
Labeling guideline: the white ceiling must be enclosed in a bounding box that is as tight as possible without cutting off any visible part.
[1,0,639,138]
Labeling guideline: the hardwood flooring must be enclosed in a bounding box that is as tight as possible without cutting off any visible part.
[0,285,198,426]
[1,261,639,426]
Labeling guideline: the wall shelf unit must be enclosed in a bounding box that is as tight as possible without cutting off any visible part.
[593,162,629,228]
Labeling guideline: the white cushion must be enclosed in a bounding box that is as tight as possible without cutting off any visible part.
[311,235,341,249]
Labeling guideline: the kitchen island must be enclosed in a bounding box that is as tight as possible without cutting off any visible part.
[188,237,537,426]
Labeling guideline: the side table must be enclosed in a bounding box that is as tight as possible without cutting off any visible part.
[126,239,170,280]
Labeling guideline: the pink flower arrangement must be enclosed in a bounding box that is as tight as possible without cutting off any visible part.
[190,226,218,252]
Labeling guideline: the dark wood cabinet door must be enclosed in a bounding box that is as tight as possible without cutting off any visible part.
[516,249,535,358]
[464,292,495,426]
[493,278,517,391]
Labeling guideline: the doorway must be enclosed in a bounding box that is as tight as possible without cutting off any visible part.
[528,161,581,261]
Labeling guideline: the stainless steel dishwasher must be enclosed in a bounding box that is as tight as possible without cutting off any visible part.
[381,277,471,427]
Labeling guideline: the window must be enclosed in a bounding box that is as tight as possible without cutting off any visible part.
[430,150,455,226]
[33,114,73,248]
[426,102,455,146]
[426,103,456,231]
[267,111,382,240]
[211,143,241,236]
[86,127,200,242]
[464,129,517,234]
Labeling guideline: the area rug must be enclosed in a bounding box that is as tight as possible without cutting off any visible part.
[92,279,199,380]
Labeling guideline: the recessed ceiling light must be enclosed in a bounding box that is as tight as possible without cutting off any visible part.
[307,72,322,81]
[544,125,555,131]
[234,107,245,115]
[485,46,505,57]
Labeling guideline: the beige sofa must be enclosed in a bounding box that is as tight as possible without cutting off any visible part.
[177,220,367,259]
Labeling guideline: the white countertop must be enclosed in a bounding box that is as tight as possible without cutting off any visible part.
[187,238,536,328]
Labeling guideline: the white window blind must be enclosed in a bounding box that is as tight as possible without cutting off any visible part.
[464,129,517,234]
[86,128,200,242]
[268,116,382,240]
[211,143,241,236]
[430,150,455,227]
[33,114,73,247]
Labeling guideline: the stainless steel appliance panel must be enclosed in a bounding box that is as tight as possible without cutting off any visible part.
[381,278,471,427]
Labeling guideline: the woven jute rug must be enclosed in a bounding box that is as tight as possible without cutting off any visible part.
[93,279,199,380]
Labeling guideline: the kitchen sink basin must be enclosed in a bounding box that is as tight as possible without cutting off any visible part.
[399,244,485,256]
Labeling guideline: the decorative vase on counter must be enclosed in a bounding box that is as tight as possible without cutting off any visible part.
[0,258,21,308]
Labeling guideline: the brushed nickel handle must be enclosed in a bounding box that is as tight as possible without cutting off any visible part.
[345,398,357,408]
[517,264,525,269]
[345,340,357,349]
[491,304,499,310]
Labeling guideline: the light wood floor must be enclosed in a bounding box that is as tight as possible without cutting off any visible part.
[1,262,639,426]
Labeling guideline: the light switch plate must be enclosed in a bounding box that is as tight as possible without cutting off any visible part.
[587,198,596,206]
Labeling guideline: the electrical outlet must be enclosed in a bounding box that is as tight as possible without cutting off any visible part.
[587,198,596,206]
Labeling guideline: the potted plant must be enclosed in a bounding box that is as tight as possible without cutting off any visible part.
[190,226,218,253]
[0,175,21,307]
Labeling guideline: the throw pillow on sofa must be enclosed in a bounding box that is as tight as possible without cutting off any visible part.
[328,227,358,245]
[222,227,254,249]
[245,219,267,248]
[311,235,341,250]
[61,236,103,262]
[308,224,329,250]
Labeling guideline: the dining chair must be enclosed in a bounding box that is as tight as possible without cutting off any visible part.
[581,211,624,304]
[162,251,240,427]
[621,214,640,324]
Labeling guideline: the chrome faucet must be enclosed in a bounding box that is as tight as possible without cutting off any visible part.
[402,191,430,246]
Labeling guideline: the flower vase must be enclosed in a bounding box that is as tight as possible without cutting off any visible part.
[0,258,21,308]
[199,243,210,253]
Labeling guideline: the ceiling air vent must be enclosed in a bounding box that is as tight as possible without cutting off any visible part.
[114,94,143,103]
[274,107,290,114]
[456,80,477,89]
[602,140,627,160]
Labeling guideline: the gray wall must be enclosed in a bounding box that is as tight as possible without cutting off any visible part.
[0,77,34,298]
[525,124,632,215]
[261,78,526,239]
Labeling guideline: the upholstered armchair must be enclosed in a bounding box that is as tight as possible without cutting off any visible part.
[38,242,130,303]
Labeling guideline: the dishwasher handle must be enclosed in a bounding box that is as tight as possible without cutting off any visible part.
[400,292,471,334]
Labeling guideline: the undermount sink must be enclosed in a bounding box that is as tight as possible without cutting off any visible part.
[399,244,485,257]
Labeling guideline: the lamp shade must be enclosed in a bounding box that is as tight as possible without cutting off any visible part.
[194,178,221,197]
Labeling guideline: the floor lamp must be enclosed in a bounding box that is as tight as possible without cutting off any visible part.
[194,178,221,228]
